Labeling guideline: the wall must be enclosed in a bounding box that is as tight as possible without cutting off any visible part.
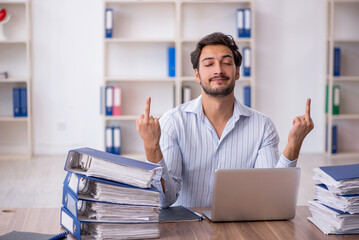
[31,0,326,155]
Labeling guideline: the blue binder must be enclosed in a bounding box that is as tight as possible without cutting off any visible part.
[105,126,113,153]
[236,9,245,38]
[168,47,175,77]
[105,8,113,38]
[243,86,251,107]
[63,172,160,205]
[244,8,251,38]
[319,164,359,182]
[243,47,251,77]
[20,88,27,117]
[333,47,340,76]
[113,126,121,155]
[63,147,162,188]
[12,88,21,117]
[60,207,159,240]
[332,125,337,154]
[105,86,113,116]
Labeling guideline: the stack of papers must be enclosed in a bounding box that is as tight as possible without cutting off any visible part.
[60,148,162,240]
[308,163,359,234]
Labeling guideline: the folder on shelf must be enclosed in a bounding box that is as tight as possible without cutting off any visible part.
[244,8,251,38]
[105,8,113,38]
[243,47,251,77]
[243,85,251,107]
[112,86,121,116]
[168,47,176,77]
[63,172,160,207]
[326,124,338,154]
[12,88,21,117]
[236,9,245,38]
[62,186,160,223]
[333,47,341,76]
[61,207,160,240]
[113,126,121,155]
[20,88,27,117]
[333,85,340,115]
[64,147,162,188]
[105,86,113,116]
[105,126,113,154]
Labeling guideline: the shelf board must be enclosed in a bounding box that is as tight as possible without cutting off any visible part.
[105,114,163,121]
[330,114,359,120]
[181,0,252,4]
[0,78,29,83]
[105,77,176,82]
[105,0,176,3]
[329,38,359,43]
[0,116,29,122]
[327,151,359,159]
[0,153,31,160]
[331,76,359,82]
[105,38,175,43]
[0,40,28,44]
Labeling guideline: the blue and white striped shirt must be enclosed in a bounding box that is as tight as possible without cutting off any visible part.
[152,96,297,208]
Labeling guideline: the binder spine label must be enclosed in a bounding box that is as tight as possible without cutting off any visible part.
[61,209,74,234]
[105,8,114,38]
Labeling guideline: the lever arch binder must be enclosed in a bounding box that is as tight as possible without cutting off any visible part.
[63,172,160,206]
[62,186,160,223]
[60,207,160,240]
[64,148,162,188]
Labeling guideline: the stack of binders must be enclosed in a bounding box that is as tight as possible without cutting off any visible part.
[60,147,162,239]
[308,163,359,234]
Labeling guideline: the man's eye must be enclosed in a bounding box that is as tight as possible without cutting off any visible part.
[223,62,232,65]
[204,63,213,67]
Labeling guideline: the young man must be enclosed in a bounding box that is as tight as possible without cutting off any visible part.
[136,32,314,208]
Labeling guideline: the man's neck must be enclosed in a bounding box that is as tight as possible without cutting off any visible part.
[201,92,235,139]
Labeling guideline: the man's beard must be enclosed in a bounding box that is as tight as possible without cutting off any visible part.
[199,75,235,97]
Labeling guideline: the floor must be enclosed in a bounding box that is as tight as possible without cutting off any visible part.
[0,153,358,208]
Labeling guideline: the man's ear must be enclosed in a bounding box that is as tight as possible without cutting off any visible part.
[195,68,201,84]
[235,66,240,80]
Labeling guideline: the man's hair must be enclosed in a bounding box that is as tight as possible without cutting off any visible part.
[190,32,242,70]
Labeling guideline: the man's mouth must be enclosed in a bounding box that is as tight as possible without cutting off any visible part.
[209,76,230,82]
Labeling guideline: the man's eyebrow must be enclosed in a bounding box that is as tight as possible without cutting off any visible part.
[201,55,233,62]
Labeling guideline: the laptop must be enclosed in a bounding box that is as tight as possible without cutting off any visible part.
[202,167,301,222]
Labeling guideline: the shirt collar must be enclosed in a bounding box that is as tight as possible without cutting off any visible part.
[184,95,252,121]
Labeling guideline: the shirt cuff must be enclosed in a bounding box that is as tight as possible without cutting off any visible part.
[147,158,168,193]
[277,154,298,168]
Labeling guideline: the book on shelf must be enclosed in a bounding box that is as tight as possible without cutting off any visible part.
[63,172,160,207]
[168,46,175,77]
[325,85,340,115]
[243,85,251,108]
[236,9,244,38]
[308,164,359,234]
[244,8,251,38]
[333,47,340,77]
[61,207,160,240]
[64,147,162,189]
[243,47,251,77]
[105,8,113,38]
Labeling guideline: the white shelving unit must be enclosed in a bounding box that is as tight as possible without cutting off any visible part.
[103,0,255,158]
[0,0,32,159]
[326,0,359,157]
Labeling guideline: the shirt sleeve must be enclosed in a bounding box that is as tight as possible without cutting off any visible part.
[254,117,297,168]
[150,113,183,208]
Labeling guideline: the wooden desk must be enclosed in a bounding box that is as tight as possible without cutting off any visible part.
[0,206,357,240]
